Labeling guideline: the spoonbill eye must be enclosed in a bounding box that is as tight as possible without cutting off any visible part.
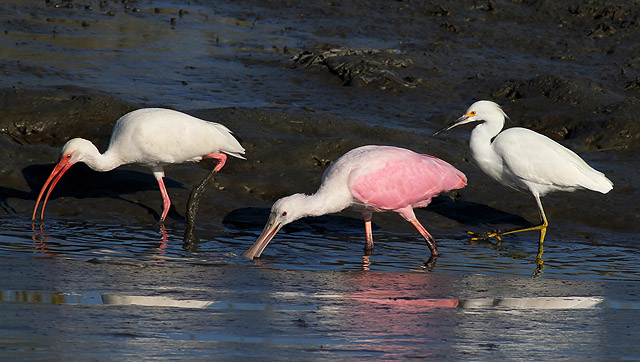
[281,211,287,217]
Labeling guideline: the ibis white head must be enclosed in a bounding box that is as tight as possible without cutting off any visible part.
[59,138,103,166]
[32,138,102,221]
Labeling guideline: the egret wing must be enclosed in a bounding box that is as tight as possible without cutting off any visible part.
[493,128,610,192]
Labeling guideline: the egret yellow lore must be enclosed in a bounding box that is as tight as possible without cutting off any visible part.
[434,100,613,271]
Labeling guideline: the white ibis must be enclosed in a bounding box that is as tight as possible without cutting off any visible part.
[434,100,613,270]
[243,145,467,259]
[32,108,245,222]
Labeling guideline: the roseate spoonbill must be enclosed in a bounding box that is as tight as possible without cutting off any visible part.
[434,100,612,267]
[243,145,467,259]
[32,108,245,222]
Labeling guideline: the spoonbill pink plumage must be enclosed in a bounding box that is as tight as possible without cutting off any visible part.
[243,145,467,259]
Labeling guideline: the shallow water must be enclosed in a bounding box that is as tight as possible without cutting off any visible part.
[1,234,639,361]
[2,217,640,360]
[4,217,639,281]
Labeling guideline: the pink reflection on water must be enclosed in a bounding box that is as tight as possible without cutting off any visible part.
[31,223,58,257]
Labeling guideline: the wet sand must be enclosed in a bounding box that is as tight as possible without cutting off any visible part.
[1,0,639,360]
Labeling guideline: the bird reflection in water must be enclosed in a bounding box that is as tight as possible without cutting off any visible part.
[31,222,57,257]
[361,255,371,271]
[30,221,172,262]
[154,224,169,262]
[362,254,438,272]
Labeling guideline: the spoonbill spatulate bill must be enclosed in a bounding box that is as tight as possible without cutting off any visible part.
[434,100,612,270]
[243,145,467,260]
[32,108,245,222]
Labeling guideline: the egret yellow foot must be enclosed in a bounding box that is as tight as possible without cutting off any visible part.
[435,101,612,276]
[467,230,502,244]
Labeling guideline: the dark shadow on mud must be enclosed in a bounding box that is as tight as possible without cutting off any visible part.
[22,163,186,222]
[428,195,533,229]
[0,186,31,215]
[23,163,185,198]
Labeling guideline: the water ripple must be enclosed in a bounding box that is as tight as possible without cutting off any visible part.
[1,218,638,281]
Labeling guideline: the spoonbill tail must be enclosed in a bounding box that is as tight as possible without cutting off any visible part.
[243,145,467,259]
[32,108,245,222]
[434,100,612,267]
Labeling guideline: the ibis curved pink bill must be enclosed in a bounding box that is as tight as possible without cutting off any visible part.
[243,145,467,259]
[32,108,245,222]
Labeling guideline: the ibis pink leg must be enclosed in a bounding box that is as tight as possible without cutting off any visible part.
[408,218,439,257]
[156,177,171,222]
[204,152,228,172]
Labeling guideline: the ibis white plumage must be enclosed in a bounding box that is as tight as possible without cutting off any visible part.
[32,108,245,222]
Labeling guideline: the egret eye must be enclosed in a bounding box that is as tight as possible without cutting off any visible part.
[469,111,476,117]
[281,211,287,217]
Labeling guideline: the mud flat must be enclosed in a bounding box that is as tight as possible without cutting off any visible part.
[1,85,638,242]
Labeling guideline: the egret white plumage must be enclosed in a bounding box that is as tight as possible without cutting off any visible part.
[434,100,613,267]
[243,145,467,260]
[32,108,245,222]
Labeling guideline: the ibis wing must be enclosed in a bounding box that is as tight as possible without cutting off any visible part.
[108,108,245,165]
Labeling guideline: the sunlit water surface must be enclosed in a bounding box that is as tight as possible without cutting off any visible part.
[1,217,639,361]
[2,217,638,281]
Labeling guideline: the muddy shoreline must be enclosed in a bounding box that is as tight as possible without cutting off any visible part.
[1,85,637,247]
[1,0,639,246]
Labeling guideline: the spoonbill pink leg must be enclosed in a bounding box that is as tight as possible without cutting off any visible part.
[363,212,374,254]
[408,218,439,257]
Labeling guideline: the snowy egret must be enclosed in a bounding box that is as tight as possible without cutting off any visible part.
[32,108,245,222]
[434,100,613,268]
[243,145,467,259]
